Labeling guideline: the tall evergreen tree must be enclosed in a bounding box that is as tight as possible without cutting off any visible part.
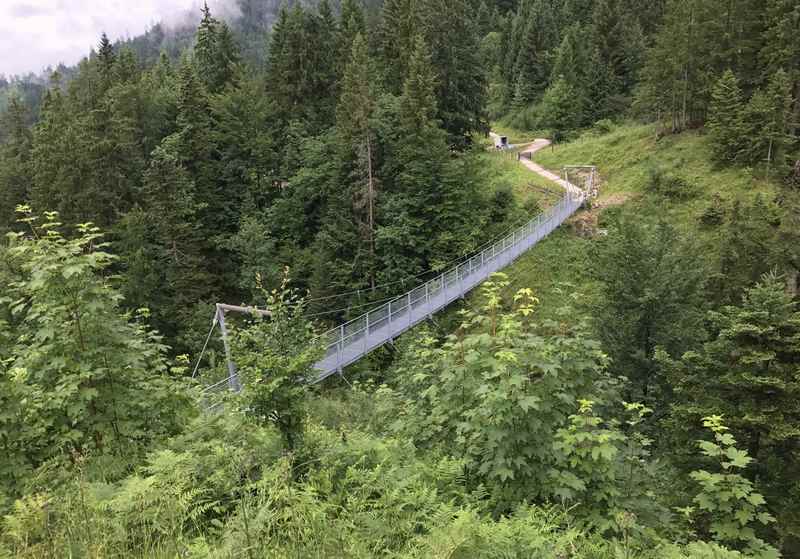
[664,275,800,535]
[590,218,707,403]
[707,70,746,164]
[739,69,795,172]
[195,2,220,91]
[338,0,366,74]
[320,33,381,292]
[0,95,32,231]
[592,0,645,97]
[97,32,116,88]
[378,35,465,281]
[760,0,800,137]
[506,0,559,105]
[378,0,419,93]
[711,197,780,306]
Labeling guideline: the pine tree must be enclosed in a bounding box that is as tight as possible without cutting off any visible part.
[215,22,242,89]
[195,2,220,91]
[378,0,419,93]
[29,76,88,224]
[333,33,379,289]
[424,0,489,146]
[711,197,779,305]
[537,77,581,133]
[97,32,116,88]
[377,35,460,281]
[266,4,338,127]
[707,70,746,163]
[508,0,558,105]
[338,0,366,74]
[590,218,707,402]
[664,274,800,531]
[740,70,795,169]
[116,137,214,350]
[550,24,591,125]
[0,94,32,231]
[760,0,800,138]
[636,0,712,130]
[592,0,645,96]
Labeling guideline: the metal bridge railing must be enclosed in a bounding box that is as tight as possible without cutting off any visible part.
[312,189,584,382]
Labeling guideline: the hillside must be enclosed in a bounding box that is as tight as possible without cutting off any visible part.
[1,0,799,556]
[493,122,786,315]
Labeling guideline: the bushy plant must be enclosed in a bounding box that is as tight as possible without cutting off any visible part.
[226,270,322,450]
[645,165,695,199]
[0,209,192,496]
[684,416,779,558]
[389,273,621,511]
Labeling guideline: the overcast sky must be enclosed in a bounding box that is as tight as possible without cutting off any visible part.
[0,0,226,77]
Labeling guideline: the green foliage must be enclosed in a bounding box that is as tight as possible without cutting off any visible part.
[389,274,626,515]
[551,400,625,529]
[710,196,780,305]
[646,165,696,199]
[663,274,800,541]
[707,71,746,164]
[589,217,707,402]
[0,94,32,233]
[0,210,191,497]
[687,416,779,558]
[2,0,798,553]
[228,273,321,450]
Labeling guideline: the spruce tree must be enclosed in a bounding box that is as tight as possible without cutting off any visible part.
[195,2,220,92]
[338,0,366,74]
[377,35,462,282]
[508,0,558,105]
[707,70,746,163]
[97,32,116,88]
[215,22,242,89]
[378,0,419,93]
[0,94,32,232]
[590,218,707,403]
[664,274,800,532]
[592,0,645,96]
[760,0,800,138]
[636,0,713,130]
[711,197,780,305]
[425,0,489,145]
[331,33,380,289]
[740,70,795,169]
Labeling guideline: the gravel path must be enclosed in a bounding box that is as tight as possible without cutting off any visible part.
[517,139,584,199]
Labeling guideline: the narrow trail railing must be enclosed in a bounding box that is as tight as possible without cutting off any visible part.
[312,188,583,382]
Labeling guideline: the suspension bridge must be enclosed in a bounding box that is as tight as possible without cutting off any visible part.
[200,139,593,395]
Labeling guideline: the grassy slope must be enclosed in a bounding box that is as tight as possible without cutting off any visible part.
[490,122,780,318]
[534,122,778,217]
[478,149,565,207]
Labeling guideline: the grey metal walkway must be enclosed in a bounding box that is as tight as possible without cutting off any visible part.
[313,188,583,381]
[205,139,587,392]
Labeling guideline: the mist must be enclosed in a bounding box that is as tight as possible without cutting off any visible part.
[0,0,244,77]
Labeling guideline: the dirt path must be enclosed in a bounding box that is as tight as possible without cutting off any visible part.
[517,139,583,199]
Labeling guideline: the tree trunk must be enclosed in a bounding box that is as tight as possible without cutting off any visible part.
[366,135,375,290]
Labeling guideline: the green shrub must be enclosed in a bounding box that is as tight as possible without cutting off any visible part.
[646,165,696,199]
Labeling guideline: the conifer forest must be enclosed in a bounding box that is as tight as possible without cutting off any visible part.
[0,0,799,557]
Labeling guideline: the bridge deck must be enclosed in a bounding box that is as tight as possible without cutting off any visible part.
[313,191,582,382]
